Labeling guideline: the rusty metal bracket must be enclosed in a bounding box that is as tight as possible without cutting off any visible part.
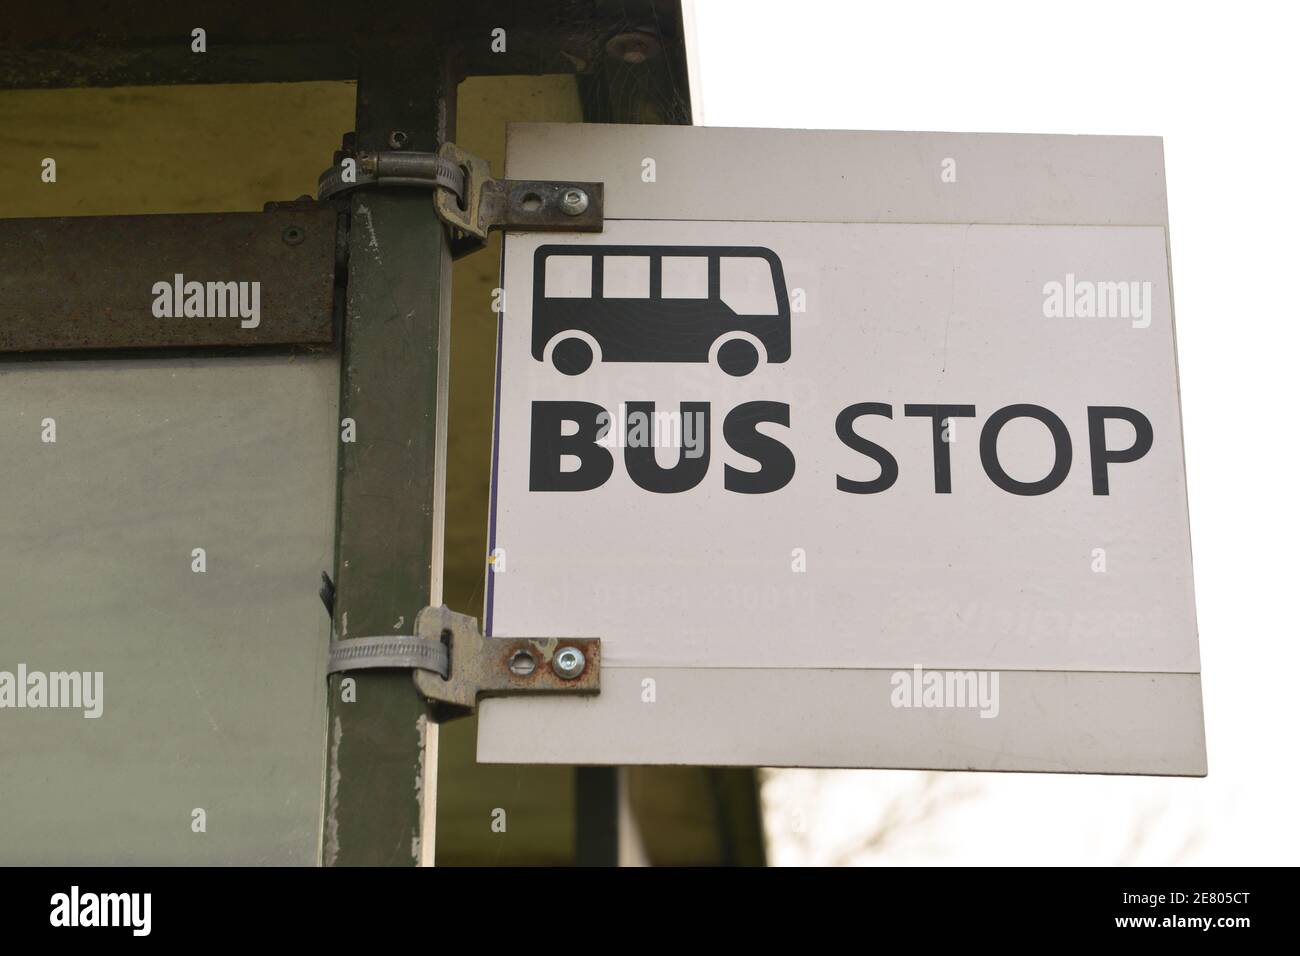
[318,141,603,259]
[414,605,601,722]
[328,605,601,723]
[433,142,604,258]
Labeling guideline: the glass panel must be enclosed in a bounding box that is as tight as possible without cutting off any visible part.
[0,354,337,864]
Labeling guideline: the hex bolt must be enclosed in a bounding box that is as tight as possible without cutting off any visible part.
[606,31,660,64]
[559,188,589,216]
[553,646,586,680]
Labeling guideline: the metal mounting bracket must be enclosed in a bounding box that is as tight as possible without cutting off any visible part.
[327,605,601,723]
[317,141,603,259]
[432,143,604,257]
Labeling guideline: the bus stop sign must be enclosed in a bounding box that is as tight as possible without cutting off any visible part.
[478,123,1204,775]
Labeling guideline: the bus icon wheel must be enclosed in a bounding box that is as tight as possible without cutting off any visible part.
[551,335,595,375]
[715,337,762,377]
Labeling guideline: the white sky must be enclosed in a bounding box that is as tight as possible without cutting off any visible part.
[687,0,1299,865]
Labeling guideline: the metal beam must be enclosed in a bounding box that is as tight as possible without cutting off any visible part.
[0,208,339,353]
[0,0,690,101]
[322,36,456,866]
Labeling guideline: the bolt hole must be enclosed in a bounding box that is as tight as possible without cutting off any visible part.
[520,192,543,213]
[440,628,453,673]
[508,650,536,677]
[457,164,470,211]
[281,226,305,245]
[388,129,409,149]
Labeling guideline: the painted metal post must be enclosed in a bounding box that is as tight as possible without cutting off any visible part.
[575,764,619,866]
[323,37,457,866]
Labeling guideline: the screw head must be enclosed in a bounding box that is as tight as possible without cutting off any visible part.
[553,646,586,680]
[559,188,589,216]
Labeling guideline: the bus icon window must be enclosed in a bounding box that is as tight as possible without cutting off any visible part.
[602,256,651,297]
[532,245,790,376]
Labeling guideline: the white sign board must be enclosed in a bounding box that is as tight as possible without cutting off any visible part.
[478,124,1204,775]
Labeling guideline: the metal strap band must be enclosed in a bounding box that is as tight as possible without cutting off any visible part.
[327,635,449,676]
[317,153,466,201]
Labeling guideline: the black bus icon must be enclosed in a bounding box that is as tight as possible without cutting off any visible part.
[531,244,790,376]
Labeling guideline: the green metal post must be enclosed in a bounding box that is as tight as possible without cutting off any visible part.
[575,766,619,866]
[323,36,457,866]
